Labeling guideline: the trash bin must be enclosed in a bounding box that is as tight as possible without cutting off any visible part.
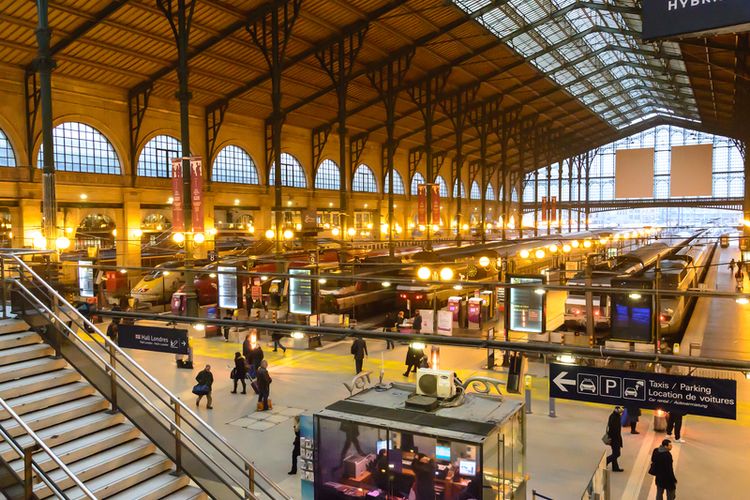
[653,410,667,432]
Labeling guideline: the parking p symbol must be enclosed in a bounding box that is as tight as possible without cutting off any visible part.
[600,376,622,398]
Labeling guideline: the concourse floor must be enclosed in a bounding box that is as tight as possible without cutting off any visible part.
[116,327,750,500]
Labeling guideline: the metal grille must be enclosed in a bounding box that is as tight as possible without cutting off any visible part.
[314,159,340,190]
[269,153,307,188]
[211,145,259,184]
[470,181,481,200]
[411,172,425,195]
[137,135,181,178]
[37,122,120,174]
[0,129,15,167]
[352,164,378,192]
[384,170,405,194]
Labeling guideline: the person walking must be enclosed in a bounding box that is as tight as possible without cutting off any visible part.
[106,317,120,344]
[412,311,422,333]
[222,310,233,342]
[666,410,685,443]
[271,331,287,353]
[351,336,368,374]
[194,365,214,409]
[231,352,247,394]
[729,258,736,275]
[242,333,253,360]
[403,344,423,377]
[651,439,677,500]
[288,416,301,475]
[256,359,272,411]
[605,406,624,472]
[626,404,642,434]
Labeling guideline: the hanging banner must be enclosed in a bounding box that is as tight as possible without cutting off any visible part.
[118,324,189,355]
[642,0,750,41]
[302,210,317,231]
[190,157,204,233]
[541,197,547,222]
[417,184,427,226]
[430,183,440,225]
[171,158,185,232]
[550,196,557,222]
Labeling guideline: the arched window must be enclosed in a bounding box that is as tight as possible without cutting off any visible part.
[470,181,481,200]
[485,183,495,200]
[384,169,405,194]
[0,129,16,167]
[212,145,259,184]
[138,135,182,178]
[436,176,448,198]
[453,179,466,198]
[352,164,378,192]
[269,153,307,188]
[511,188,519,202]
[38,122,120,174]
[411,172,425,195]
[315,159,340,190]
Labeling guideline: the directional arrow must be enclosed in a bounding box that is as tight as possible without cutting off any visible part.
[553,371,576,392]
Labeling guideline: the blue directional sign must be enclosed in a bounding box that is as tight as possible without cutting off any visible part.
[118,324,189,355]
[549,363,737,420]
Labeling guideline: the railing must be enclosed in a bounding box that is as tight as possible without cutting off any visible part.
[581,451,610,500]
[0,396,96,499]
[533,490,554,499]
[1,251,291,500]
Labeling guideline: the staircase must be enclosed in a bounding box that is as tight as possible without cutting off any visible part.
[0,318,206,500]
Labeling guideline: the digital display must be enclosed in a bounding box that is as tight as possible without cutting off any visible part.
[289,268,312,315]
[78,260,95,298]
[435,445,451,461]
[217,266,238,309]
[376,440,390,452]
[508,276,544,333]
[610,278,653,343]
[459,460,476,476]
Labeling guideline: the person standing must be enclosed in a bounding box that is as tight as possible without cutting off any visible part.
[222,310,233,342]
[288,416,301,475]
[411,453,436,500]
[231,352,247,394]
[194,365,214,409]
[250,343,264,376]
[605,406,624,472]
[242,333,253,361]
[351,336,368,374]
[106,317,120,344]
[412,311,423,333]
[666,410,685,443]
[626,405,642,434]
[651,439,677,500]
[256,359,272,411]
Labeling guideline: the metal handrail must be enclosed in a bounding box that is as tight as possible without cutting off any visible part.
[4,255,291,500]
[0,396,97,499]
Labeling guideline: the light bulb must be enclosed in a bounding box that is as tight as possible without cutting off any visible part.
[417,266,431,280]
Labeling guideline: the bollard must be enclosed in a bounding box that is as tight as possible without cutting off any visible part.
[525,388,532,414]
[549,397,556,418]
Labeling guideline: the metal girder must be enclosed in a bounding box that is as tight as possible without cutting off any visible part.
[264,118,274,182]
[205,101,227,173]
[311,124,332,183]
[247,0,302,69]
[283,0,501,116]
[408,146,424,186]
[127,84,151,180]
[432,151,447,181]
[468,159,482,184]
[23,69,41,167]
[350,132,368,180]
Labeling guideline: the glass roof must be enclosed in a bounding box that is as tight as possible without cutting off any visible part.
[452,0,700,129]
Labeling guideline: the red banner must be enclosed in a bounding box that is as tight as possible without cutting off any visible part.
[190,157,204,233]
[417,184,427,226]
[430,184,440,225]
[171,158,185,232]
[541,196,547,222]
[551,196,558,222]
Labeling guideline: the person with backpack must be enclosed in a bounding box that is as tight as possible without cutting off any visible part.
[194,365,213,409]
[231,352,247,394]
[351,336,368,374]
[650,439,677,500]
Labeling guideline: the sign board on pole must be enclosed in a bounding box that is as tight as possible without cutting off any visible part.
[118,324,189,355]
[417,184,427,226]
[549,363,737,420]
[171,158,185,232]
[642,0,750,41]
[218,266,238,309]
[190,157,204,233]
[78,260,95,298]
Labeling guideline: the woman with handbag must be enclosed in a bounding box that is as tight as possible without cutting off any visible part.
[231,352,247,394]
[193,365,214,409]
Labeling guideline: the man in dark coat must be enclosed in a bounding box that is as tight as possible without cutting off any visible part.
[605,406,624,471]
[351,336,368,374]
[242,334,253,361]
[651,439,677,500]
[666,410,685,442]
[231,352,247,394]
[195,365,214,409]
[412,311,423,333]
[256,360,272,411]
[625,404,642,434]
[403,344,422,377]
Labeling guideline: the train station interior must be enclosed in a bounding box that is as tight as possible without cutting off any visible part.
[0,1,749,499]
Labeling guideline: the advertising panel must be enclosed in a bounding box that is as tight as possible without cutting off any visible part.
[171,158,185,232]
[430,183,440,225]
[190,157,204,233]
[609,278,653,343]
[289,268,313,315]
[541,197,547,222]
[507,275,545,333]
[550,196,557,223]
[218,265,238,310]
[417,184,427,226]
[642,0,750,41]
[78,260,95,298]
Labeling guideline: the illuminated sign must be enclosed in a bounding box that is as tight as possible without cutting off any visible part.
[289,268,313,315]
[217,266,238,309]
[642,0,750,41]
[507,275,544,333]
[78,260,94,298]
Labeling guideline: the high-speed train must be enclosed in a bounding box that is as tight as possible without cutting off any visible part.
[130,261,186,306]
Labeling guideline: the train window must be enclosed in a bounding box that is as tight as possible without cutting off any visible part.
[270,153,307,188]
[384,169,405,194]
[0,128,16,167]
[315,159,340,190]
[411,172,425,195]
[39,122,121,174]
[212,145,259,184]
[138,135,182,178]
[352,164,378,193]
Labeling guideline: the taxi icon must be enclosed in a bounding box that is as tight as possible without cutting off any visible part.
[579,379,597,393]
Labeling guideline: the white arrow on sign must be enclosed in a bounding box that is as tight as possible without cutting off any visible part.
[553,371,577,392]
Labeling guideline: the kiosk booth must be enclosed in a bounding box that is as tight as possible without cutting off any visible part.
[312,383,526,499]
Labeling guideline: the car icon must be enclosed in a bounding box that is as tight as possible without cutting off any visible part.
[624,387,639,398]
[579,379,597,393]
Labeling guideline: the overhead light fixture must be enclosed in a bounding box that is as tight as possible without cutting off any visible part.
[417,266,431,280]
[534,288,546,295]
[291,331,305,339]
[193,232,205,244]
[736,297,749,305]
[519,250,530,259]
[194,323,205,332]
[629,292,642,300]
[478,256,491,268]
[556,353,576,364]
[172,232,185,243]
[453,284,463,290]
[382,281,391,288]
[439,267,454,281]
[332,227,340,236]
[79,193,88,200]
[319,278,327,285]
[535,249,545,259]
[265,229,275,239]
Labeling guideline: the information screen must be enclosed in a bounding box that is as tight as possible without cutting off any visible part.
[610,278,653,343]
[217,266,238,309]
[289,268,312,315]
[78,260,95,298]
[508,276,544,333]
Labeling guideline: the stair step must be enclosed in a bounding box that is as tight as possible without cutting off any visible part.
[0,344,55,366]
[1,382,94,419]
[58,453,173,500]
[0,395,109,437]
[35,439,159,498]
[161,486,209,500]
[0,369,80,399]
[0,411,125,462]
[0,357,67,383]
[108,471,190,500]
[8,423,140,474]
[0,319,30,335]
[0,330,42,350]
